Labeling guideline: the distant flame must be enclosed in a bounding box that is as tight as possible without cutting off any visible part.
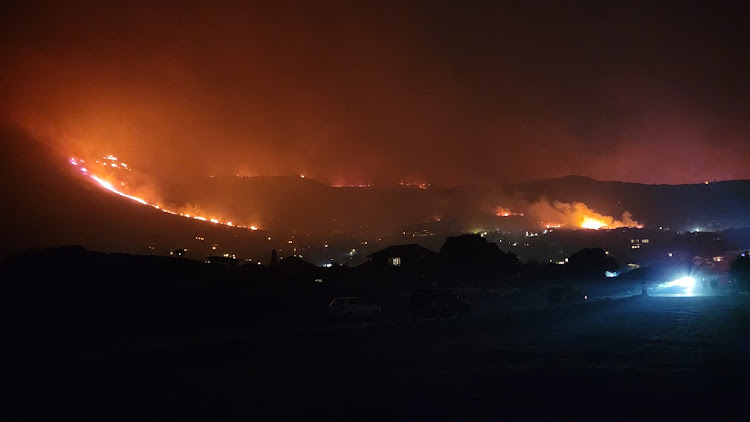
[529,200,641,230]
[91,175,147,204]
[495,206,524,217]
[399,181,429,189]
[581,217,607,230]
[68,155,262,232]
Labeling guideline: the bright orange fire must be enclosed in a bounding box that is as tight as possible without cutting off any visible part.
[581,217,607,230]
[529,200,641,230]
[494,206,524,217]
[91,175,147,205]
[69,155,261,231]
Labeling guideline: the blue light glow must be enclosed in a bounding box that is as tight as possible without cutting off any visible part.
[660,276,696,296]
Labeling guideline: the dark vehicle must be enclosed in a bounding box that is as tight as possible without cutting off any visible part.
[548,286,588,305]
[410,288,471,319]
[327,297,382,320]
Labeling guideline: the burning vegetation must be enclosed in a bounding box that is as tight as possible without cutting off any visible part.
[528,199,641,230]
[69,155,260,231]
[494,206,524,217]
[69,153,641,235]
[492,199,641,230]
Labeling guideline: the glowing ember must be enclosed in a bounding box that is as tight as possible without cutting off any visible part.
[68,155,262,232]
[332,183,374,188]
[399,181,429,189]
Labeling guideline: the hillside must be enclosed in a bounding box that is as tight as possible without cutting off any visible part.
[3,126,750,260]
[510,175,750,229]
[154,173,750,233]
[0,127,270,258]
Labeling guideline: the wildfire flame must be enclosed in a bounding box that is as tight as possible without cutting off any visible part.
[399,181,429,189]
[69,155,639,234]
[494,206,524,217]
[68,155,261,231]
[90,175,147,205]
[529,200,641,230]
[581,217,607,230]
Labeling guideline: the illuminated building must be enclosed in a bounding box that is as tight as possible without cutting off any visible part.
[366,244,438,272]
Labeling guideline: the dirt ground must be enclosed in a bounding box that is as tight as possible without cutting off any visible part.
[6,294,750,420]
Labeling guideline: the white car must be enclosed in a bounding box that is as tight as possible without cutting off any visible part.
[328,297,382,320]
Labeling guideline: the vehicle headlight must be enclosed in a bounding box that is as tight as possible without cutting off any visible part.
[660,276,696,295]
[668,276,695,290]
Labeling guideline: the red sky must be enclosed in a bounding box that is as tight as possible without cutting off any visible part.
[2,0,748,186]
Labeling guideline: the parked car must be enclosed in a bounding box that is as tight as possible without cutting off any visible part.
[410,288,471,319]
[328,297,382,320]
[548,286,588,305]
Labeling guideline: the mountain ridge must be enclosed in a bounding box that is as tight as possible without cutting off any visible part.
[3,126,750,259]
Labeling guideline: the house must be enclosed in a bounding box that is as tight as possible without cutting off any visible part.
[274,255,317,276]
[366,244,438,272]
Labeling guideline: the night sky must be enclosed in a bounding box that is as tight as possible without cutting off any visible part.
[2,0,748,186]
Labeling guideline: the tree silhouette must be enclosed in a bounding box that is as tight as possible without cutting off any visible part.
[730,255,750,289]
[439,234,519,285]
[566,248,617,280]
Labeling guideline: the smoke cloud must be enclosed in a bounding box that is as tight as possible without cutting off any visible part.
[527,200,641,229]
[1,1,748,186]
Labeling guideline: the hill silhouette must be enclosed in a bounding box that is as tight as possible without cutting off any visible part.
[158,173,492,235]
[511,175,750,229]
[155,173,750,234]
[0,127,270,258]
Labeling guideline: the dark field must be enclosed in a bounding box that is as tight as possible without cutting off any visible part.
[6,293,750,420]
